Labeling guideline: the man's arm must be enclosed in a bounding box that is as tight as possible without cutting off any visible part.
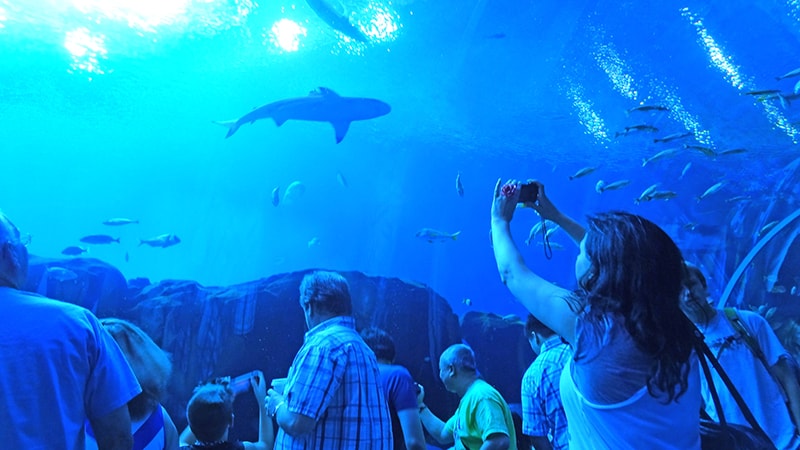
[397,408,426,450]
[90,404,133,450]
[770,357,800,432]
[179,426,195,446]
[418,406,453,445]
[480,433,510,450]
[162,408,180,450]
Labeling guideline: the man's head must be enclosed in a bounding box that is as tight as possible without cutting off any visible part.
[524,314,555,355]
[438,344,479,395]
[186,382,235,443]
[360,327,396,363]
[681,262,715,323]
[299,271,353,329]
[0,212,28,289]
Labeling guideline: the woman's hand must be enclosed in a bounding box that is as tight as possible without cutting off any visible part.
[527,181,561,221]
[491,178,521,224]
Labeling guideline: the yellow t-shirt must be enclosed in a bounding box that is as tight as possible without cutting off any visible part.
[444,379,517,450]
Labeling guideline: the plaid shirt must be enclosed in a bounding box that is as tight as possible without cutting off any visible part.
[274,316,393,450]
[521,336,572,450]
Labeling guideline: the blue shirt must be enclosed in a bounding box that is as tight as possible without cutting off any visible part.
[0,287,141,449]
[274,316,393,450]
[378,363,419,450]
[521,335,572,449]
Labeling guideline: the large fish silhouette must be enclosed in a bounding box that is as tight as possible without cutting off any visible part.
[306,0,369,42]
[214,87,391,143]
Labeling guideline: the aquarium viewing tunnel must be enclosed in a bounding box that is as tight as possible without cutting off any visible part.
[2,0,800,446]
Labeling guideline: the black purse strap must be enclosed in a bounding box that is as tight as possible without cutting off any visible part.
[691,320,769,437]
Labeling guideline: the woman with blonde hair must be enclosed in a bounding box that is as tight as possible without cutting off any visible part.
[86,318,179,450]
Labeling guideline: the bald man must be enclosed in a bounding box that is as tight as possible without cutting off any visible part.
[417,344,517,450]
[0,212,141,449]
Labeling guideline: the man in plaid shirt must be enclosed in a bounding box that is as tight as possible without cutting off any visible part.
[521,314,572,449]
[266,271,392,450]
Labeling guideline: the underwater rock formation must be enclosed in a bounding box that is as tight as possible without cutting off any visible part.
[23,255,128,315]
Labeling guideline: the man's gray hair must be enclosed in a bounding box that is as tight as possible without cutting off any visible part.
[299,271,353,316]
[443,343,477,373]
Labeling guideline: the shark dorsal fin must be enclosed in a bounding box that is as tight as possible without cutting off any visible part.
[331,121,351,143]
[313,87,340,97]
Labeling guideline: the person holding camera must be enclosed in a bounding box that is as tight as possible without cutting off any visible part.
[178,371,273,450]
[490,179,701,448]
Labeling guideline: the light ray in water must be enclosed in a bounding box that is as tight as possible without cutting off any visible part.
[649,81,713,146]
[0,5,6,29]
[64,27,107,76]
[680,7,744,90]
[70,0,191,33]
[567,83,611,144]
[593,42,638,100]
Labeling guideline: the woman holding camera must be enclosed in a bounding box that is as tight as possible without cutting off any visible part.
[490,179,700,449]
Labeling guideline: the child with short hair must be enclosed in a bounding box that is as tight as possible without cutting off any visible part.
[179,371,272,450]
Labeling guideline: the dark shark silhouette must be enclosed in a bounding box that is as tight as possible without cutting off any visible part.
[215,87,391,143]
[305,0,368,42]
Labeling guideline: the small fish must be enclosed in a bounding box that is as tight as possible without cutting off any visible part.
[537,241,565,250]
[307,237,320,248]
[683,144,716,157]
[683,222,698,231]
[545,225,561,239]
[615,124,659,137]
[795,80,800,95]
[626,105,669,114]
[501,314,522,323]
[569,166,597,180]
[283,181,306,205]
[653,132,693,144]
[80,235,120,245]
[642,148,681,167]
[61,246,88,256]
[456,172,464,197]
[336,172,349,188]
[717,148,747,156]
[696,181,725,202]
[640,190,678,202]
[679,162,692,180]
[770,285,788,294]
[416,228,460,243]
[485,32,506,39]
[139,234,181,248]
[792,286,797,296]
[526,220,557,245]
[758,220,780,237]
[46,267,79,282]
[271,186,280,207]
[102,218,139,226]
[595,179,630,193]
[776,67,800,81]
[635,184,660,204]
[745,89,781,96]
[462,298,473,307]
[725,195,752,203]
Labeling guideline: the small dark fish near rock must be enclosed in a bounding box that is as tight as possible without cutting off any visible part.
[61,246,88,256]
[139,234,181,248]
[80,235,120,245]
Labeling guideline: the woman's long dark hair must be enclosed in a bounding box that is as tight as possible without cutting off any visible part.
[575,211,694,402]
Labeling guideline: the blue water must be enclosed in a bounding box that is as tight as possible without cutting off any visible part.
[2,0,800,319]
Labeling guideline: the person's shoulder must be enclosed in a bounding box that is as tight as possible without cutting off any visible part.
[733,308,771,327]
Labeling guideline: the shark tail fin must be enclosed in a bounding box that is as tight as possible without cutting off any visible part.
[451,231,461,240]
[212,120,241,138]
